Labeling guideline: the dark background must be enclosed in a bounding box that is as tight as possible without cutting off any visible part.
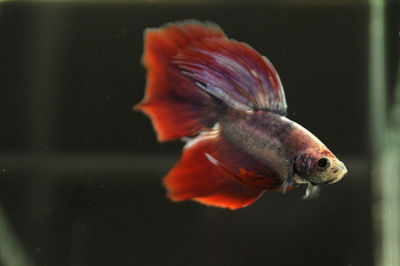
[0,1,398,265]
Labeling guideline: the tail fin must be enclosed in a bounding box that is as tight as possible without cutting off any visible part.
[135,21,226,141]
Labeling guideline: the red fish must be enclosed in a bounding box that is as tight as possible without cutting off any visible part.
[135,20,347,209]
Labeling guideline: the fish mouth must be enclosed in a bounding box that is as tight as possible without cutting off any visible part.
[328,161,347,184]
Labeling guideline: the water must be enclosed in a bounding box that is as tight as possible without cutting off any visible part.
[0,1,399,265]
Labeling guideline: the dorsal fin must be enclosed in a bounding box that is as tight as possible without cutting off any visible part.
[174,37,287,115]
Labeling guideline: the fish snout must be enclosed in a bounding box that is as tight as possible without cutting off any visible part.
[328,161,347,184]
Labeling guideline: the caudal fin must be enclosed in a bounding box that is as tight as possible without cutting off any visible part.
[135,21,226,141]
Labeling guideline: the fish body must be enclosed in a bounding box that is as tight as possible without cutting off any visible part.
[136,20,347,209]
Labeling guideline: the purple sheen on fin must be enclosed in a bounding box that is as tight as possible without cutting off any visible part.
[164,131,265,209]
[203,132,283,190]
[174,60,255,110]
[174,38,287,115]
[205,153,282,190]
[195,81,253,111]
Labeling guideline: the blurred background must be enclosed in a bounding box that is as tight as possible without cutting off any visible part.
[0,0,399,265]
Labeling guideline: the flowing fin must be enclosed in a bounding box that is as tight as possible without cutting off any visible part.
[205,153,288,190]
[174,37,287,115]
[135,21,226,141]
[164,130,282,209]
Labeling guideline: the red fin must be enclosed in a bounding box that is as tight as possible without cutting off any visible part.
[174,37,287,115]
[164,130,282,209]
[206,155,281,190]
[135,21,226,141]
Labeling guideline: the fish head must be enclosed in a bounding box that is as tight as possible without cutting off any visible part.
[294,149,347,185]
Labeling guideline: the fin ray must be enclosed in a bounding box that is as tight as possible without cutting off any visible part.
[174,38,287,115]
[135,21,226,141]
[164,131,282,209]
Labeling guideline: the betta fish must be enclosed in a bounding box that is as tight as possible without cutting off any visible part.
[135,20,347,210]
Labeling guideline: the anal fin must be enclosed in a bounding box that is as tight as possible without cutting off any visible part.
[164,129,282,209]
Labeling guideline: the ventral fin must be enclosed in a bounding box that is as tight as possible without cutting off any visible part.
[174,38,287,115]
[205,153,281,190]
[164,129,283,209]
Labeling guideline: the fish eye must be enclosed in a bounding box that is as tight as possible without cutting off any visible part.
[317,158,330,169]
